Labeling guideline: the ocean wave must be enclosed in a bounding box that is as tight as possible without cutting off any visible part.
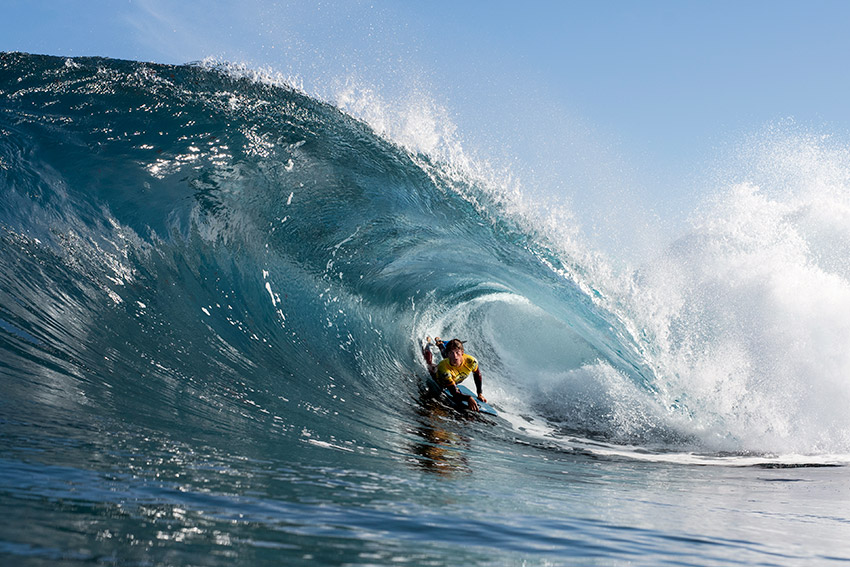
[2,52,850,460]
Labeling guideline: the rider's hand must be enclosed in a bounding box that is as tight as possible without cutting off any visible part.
[477,394,487,403]
[467,395,480,412]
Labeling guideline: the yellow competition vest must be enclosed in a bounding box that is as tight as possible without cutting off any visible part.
[435,354,478,388]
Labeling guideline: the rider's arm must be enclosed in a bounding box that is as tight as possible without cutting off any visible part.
[473,368,484,399]
[446,382,479,411]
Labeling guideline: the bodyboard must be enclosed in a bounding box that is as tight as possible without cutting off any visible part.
[444,383,498,416]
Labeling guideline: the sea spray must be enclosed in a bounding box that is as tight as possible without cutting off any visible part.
[623,132,850,454]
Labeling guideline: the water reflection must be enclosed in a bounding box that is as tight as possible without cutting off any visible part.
[407,388,472,476]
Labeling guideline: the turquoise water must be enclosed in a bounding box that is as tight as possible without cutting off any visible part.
[1,53,849,566]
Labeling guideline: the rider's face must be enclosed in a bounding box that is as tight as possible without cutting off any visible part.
[448,348,463,367]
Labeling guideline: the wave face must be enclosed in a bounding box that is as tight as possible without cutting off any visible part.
[4,52,850,457]
[3,52,850,565]
[0,52,657,449]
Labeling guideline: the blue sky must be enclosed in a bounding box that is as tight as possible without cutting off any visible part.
[4,0,850,248]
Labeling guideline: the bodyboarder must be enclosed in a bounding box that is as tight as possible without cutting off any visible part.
[423,337,487,412]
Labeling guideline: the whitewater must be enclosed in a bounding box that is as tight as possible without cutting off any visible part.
[1,53,849,566]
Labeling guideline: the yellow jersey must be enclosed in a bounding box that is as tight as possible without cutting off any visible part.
[434,354,478,388]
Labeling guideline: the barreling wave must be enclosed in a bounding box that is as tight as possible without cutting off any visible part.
[1,52,849,465]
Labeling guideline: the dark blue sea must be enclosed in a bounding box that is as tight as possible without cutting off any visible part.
[1,53,849,566]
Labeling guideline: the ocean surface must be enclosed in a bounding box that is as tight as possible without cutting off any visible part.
[1,52,849,566]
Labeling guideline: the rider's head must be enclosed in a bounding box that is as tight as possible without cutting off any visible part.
[445,339,465,366]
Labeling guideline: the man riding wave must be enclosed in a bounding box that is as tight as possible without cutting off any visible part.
[423,337,487,412]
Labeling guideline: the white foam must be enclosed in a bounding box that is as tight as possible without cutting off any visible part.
[621,130,850,455]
